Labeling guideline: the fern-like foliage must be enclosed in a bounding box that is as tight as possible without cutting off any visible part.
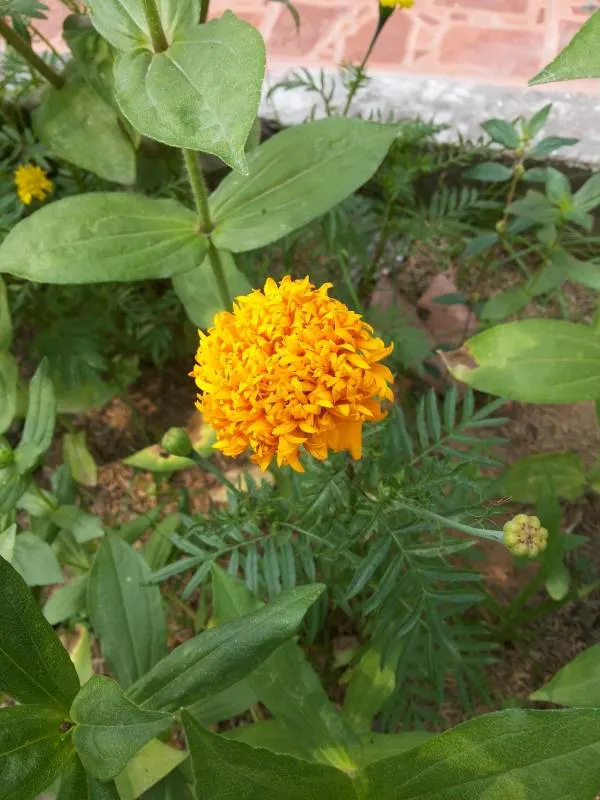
[151,387,506,727]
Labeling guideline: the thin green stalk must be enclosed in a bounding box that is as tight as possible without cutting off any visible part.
[338,252,362,312]
[397,501,504,543]
[0,18,64,89]
[200,0,210,23]
[30,24,66,65]
[182,149,232,309]
[142,0,168,52]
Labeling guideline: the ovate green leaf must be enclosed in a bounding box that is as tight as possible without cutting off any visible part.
[58,754,119,800]
[531,644,600,707]
[12,531,64,586]
[173,249,252,328]
[33,75,136,185]
[530,12,600,85]
[87,0,199,51]
[0,705,73,800]
[0,554,79,709]
[14,358,55,474]
[210,118,397,252]
[364,708,600,799]
[0,193,207,284]
[71,676,172,781]
[114,13,264,173]
[126,583,325,712]
[182,712,357,800]
[88,536,166,688]
[446,319,600,403]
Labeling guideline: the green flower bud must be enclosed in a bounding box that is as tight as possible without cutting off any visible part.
[502,514,549,559]
[513,163,525,178]
[495,219,506,234]
[160,427,193,457]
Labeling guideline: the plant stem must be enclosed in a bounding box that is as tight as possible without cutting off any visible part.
[142,0,168,52]
[30,24,66,65]
[200,0,210,23]
[182,149,212,231]
[0,18,64,89]
[182,149,232,309]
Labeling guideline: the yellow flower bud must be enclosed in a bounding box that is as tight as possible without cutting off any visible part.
[380,0,414,7]
[502,514,549,559]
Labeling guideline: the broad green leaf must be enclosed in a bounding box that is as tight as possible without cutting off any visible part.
[182,712,357,800]
[187,679,258,725]
[0,464,29,514]
[87,0,199,51]
[142,769,194,800]
[481,119,520,149]
[480,286,530,321]
[0,554,79,709]
[210,118,397,252]
[0,705,73,800]
[464,162,513,182]
[574,172,600,212]
[0,193,207,284]
[71,676,172,782]
[544,560,570,602]
[114,13,265,173]
[63,14,115,107]
[0,524,16,561]
[58,754,119,800]
[14,359,55,474]
[445,319,600,403]
[530,11,600,85]
[43,574,88,625]
[12,531,64,586]
[33,75,136,185]
[140,513,177,570]
[545,167,572,206]
[126,583,325,712]
[212,567,358,770]
[118,508,160,545]
[364,708,600,799]
[358,731,433,767]
[560,251,600,290]
[52,505,104,543]
[505,452,585,502]
[528,136,579,158]
[531,644,600,707]
[0,352,18,435]
[63,430,98,487]
[525,104,552,138]
[88,536,166,688]
[172,250,252,328]
[342,646,397,733]
[0,277,11,350]
[115,738,187,800]
[124,444,195,473]
[507,190,559,224]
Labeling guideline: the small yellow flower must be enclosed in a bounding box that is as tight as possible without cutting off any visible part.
[192,276,395,473]
[14,163,53,205]
[503,514,549,558]
[380,0,414,8]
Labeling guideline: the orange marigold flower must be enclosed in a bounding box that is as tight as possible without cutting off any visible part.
[192,276,395,473]
[14,163,53,205]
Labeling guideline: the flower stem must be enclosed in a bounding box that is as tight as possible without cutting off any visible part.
[200,0,210,23]
[142,0,168,52]
[182,149,232,310]
[0,18,64,89]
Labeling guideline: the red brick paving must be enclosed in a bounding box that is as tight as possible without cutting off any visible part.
[32,1,593,87]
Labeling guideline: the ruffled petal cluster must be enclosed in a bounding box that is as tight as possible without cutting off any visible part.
[192,276,394,472]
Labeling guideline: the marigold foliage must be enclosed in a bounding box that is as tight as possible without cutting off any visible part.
[13,163,53,205]
[192,276,394,472]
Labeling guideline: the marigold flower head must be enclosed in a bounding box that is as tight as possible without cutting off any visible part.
[14,163,53,205]
[192,276,395,473]
[503,514,548,558]
[380,0,414,8]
